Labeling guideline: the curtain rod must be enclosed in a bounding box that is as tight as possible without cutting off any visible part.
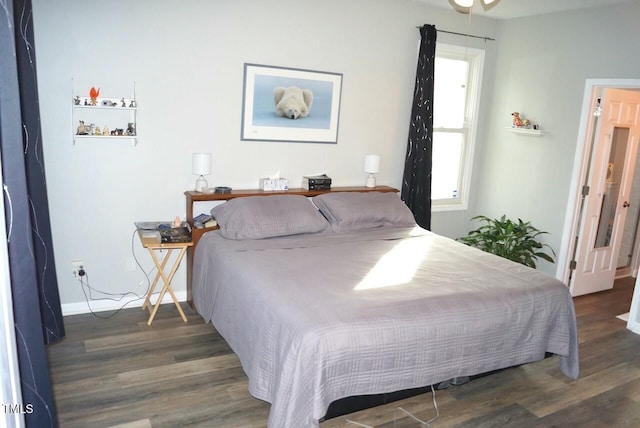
[416,26,495,42]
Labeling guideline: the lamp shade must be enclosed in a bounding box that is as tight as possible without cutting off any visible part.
[363,154,380,174]
[192,153,211,175]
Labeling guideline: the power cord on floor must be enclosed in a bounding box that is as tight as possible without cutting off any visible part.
[77,271,146,319]
[77,229,156,319]
[395,384,439,427]
[345,384,439,428]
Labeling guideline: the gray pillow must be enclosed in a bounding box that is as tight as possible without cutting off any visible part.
[211,195,329,240]
[312,192,416,232]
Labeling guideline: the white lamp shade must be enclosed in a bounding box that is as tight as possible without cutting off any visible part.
[454,0,474,6]
[192,153,211,175]
[363,154,380,174]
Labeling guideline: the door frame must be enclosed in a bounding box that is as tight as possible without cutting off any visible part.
[558,79,640,290]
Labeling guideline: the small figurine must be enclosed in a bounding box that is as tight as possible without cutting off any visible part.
[94,126,101,135]
[129,100,136,108]
[74,96,80,105]
[511,112,539,129]
[89,87,100,106]
[76,120,87,135]
[121,98,126,107]
[511,112,523,127]
[172,216,181,228]
[126,122,136,136]
[102,126,109,136]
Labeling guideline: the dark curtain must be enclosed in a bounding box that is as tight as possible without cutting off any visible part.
[401,24,437,230]
[1,0,64,426]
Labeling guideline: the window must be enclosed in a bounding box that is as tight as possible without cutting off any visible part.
[432,43,484,211]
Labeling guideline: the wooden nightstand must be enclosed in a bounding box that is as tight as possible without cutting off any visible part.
[137,229,192,325]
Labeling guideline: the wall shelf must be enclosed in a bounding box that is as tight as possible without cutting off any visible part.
[73,104,137,111]
[505,127,543,136]
[73,135,137,140]
[72,79,138,145]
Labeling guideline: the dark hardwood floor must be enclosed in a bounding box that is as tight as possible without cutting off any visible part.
[47,278,640,427]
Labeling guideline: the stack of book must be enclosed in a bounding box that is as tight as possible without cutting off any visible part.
[135,221,192,243]
[158,224,192,243]
[302,174,332,190]
[193,213,218,229]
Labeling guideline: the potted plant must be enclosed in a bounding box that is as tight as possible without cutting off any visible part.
[457,215,555,268]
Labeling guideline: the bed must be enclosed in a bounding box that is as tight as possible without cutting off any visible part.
[190,191,579,427]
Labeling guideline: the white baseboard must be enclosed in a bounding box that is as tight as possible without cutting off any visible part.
[61,290,187,316]
[628,324,640,335]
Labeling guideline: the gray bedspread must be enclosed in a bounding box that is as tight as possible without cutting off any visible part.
[193,226,579,427]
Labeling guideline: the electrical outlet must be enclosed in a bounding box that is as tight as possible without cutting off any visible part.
[72,260,84,277]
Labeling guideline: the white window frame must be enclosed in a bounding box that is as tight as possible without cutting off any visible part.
[432,43,485,212]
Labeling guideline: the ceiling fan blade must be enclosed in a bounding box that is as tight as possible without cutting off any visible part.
[449,0,501,14]
[449,0,473,14]
[480,0,501,11]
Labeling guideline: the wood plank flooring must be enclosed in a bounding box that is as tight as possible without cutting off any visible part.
[48,277,640,427]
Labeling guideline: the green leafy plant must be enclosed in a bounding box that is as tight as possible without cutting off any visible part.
[457,215,555,268]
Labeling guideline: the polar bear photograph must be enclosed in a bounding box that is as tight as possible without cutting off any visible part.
[241,64,341,143]
[273,86,314,119]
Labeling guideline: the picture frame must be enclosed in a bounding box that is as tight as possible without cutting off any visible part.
[241,63,343,144]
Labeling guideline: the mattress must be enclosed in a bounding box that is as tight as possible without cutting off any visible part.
[193,226,579,427]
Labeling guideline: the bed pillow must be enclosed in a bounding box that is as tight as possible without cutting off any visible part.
[312,192,416,232]
[211,195,329,240]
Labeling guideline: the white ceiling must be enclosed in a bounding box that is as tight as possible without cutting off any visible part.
[415,0,634,19]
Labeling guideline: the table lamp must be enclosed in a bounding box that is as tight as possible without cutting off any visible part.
[363,154,380,188]
[192,152,211,192]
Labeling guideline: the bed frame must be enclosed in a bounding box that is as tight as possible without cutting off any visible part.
[184,185,399,308]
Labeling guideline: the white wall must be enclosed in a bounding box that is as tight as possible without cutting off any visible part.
[475,1,640,276]
[32,0,499,310]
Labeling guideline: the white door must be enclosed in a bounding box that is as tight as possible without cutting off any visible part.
[571,88,640,296]
[629,275,640,335]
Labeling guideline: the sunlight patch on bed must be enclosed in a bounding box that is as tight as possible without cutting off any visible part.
[355,237,431,290]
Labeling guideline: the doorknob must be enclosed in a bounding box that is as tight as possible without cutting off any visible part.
[623,201,630,208]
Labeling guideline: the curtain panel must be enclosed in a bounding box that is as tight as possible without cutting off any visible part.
[401,24,437,230]
[1,0,65,426]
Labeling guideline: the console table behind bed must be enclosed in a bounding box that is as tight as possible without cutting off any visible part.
[184,186,399,308]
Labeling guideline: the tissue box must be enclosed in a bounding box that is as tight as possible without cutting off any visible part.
[259,178,289,191]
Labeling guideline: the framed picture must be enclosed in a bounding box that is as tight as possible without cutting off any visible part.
[241,63,343,144]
